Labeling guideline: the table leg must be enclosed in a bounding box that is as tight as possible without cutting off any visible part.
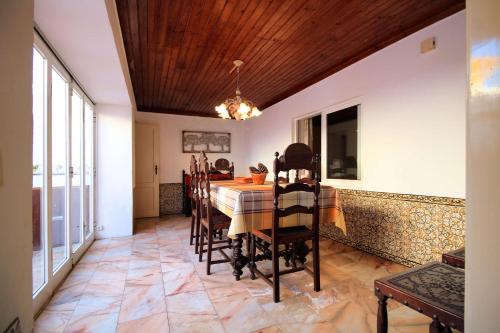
[231,234,247,281]
[376,290,388,333]
[429,317,445,333]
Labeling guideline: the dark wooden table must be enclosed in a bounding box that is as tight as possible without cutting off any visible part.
[374,261,464,333]
[442,247,465,269]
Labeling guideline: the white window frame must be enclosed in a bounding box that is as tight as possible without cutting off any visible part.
[292,96,364,190]
[32,33,97,316]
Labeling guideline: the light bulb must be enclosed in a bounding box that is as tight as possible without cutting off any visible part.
[250,107,262,117]
[218,109,230,119]
[215,103,227,114]
[238,102,250,115]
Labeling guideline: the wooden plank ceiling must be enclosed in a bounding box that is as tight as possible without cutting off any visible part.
[116,0,464,118]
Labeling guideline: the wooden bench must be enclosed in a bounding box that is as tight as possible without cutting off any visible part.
[374,261,464,333]
[442,247,465,269]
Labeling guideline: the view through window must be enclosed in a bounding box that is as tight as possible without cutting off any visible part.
[32,38,96,307]
[326,105,359,180]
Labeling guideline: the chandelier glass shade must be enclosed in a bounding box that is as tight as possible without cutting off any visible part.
[215,60,262,120]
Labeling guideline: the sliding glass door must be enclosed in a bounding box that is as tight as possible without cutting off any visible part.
[32,34,96,313]
[51,68,70,272]
[84,102,95,240]
[32,47,47,295]
[71,89,83,253]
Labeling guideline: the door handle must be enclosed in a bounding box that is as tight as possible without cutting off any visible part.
[155,165,158,175]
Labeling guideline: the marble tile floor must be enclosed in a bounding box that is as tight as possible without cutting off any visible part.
[34,215,432,333]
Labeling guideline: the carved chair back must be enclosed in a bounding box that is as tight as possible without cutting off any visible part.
[189,155,199,210]
[272,143,321,237]
[198,152,213,220]
[210,158,235,178]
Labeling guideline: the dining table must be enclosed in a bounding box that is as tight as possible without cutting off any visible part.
[209,180,346,281]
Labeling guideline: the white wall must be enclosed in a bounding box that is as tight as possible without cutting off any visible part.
[135,112,248,183]
[245,11,466,198]
[0,0,34,332]
[96,104,134,238]
[466,0,500,331]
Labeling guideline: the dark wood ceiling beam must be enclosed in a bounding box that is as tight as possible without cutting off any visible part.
[241,0,394,104]
[167,0,240,109]
[159,1,194,108]
[254,0,459,103]
[151,0,168,110]
[253,0,413,102]
[116,0,466,118]
[196,0,311,112]
[179,0,257,111]
[260,1,466,109]
[169,0,219,110]
[183,0,278,112]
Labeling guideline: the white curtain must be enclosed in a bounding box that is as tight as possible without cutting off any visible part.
[296,117,314,179]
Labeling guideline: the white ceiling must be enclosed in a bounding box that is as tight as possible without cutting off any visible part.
[34,0,133,106]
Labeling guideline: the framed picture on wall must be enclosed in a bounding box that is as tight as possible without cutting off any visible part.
[182,131,231,153]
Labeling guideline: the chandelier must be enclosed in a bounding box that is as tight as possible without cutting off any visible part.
[215,60,262,120]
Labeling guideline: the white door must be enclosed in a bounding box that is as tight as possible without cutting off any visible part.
[134,123,160,218]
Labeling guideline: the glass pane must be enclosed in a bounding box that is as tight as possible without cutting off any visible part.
[71,91,83,252]
[297,114,322,179]
[32,48,46,293]
[51,68,68,271]
[327,105,359,179]
[84,103,93,238]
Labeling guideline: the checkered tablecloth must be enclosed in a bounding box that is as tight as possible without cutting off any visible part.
[209,180,346,238]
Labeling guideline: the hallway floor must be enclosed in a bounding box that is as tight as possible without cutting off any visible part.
[34,215,430,333]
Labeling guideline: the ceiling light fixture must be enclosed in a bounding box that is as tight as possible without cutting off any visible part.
[215,60,262,120]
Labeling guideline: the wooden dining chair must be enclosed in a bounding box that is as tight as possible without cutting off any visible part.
[210,158,235,179]
[249,143,321,303]
[188,155,202,254]
[197,152,233,275]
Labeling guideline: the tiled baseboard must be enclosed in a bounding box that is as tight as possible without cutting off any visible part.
[160,183,183,215]
[320,189,465,267]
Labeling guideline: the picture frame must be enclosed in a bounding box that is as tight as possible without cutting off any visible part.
[182,131,231,153]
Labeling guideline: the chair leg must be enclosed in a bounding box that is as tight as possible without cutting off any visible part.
[272,240,280,303]
[198,226,205,262]
[194,213,200,254]
[249,234,256,280]
[313,233,320,292]
[207,224,213,275]
[429,318,445,333]
[189,213,195,245]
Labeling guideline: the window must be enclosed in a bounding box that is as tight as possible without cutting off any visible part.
[32,34,96,314]
[32,47,46,293]
[71,90,83,252]
[327,105,359,179]
[51,68,69,271]
[84,102,94,238]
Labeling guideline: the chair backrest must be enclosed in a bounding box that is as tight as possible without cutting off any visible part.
[189,155,199,208]
[210,158,235,178]
[198,151,213,219]
[272,143,320,234]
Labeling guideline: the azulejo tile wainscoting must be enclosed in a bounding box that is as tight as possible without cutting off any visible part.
[320,189,465,267]
[159,183,183,215]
